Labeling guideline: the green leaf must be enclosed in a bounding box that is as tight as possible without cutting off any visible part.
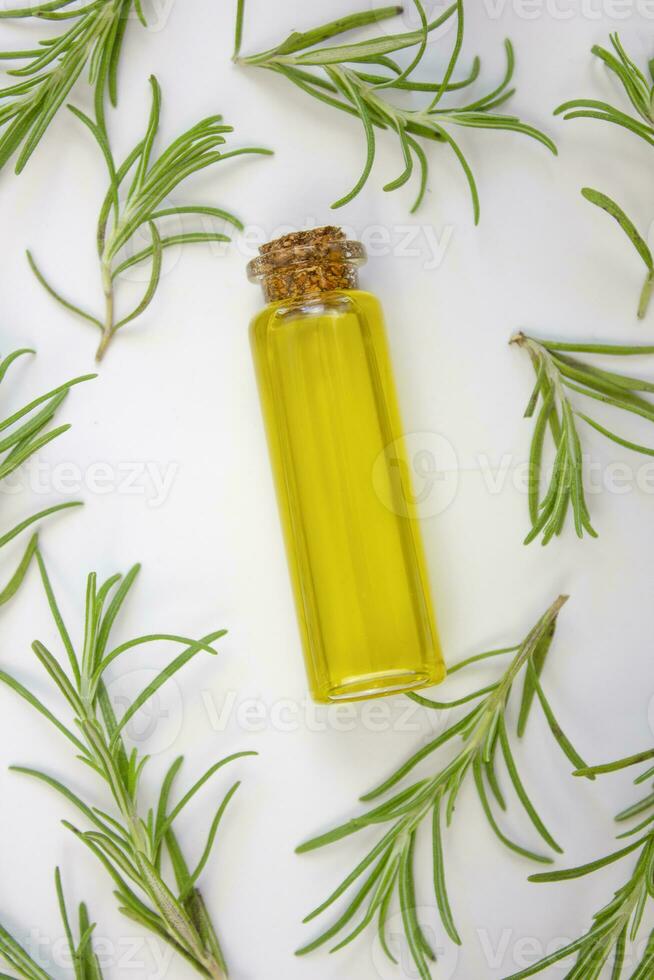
[233,0,246,60]
[295,862,385,957]
[328,67,376,208]
[408,683,498,710]
[525,660,592,775]
[10,767,127,847]
[398,843,431,980]
[27,251,103,330]
[113,221,163,331]
[581,188,653,271]
[517,610,556,736]
[498,716,562,853]
[96,564,141,658]
[110,630,227,745]
[54,867,77,973]
[578,411,654,457]
[473,757,552,864]
[0,533,38,607]
[155,750,256,845]
[529,835,649,882]
[432,796,460,944]
[301,823,402,921]
[131,76,162,195]
[0,670,86,752]
[428,0,463,110]
[32,639,84,714]
[35,548,80,684]
[181,782,241,896]
[574,747,654,779]
[0,371,95,435]
[281,7,456,68]
[0,347,34,383]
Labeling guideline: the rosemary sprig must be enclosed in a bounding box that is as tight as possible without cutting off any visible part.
[27,75,272,361]
[0,868,104,979]
[297,595,586,980]
[0,0,145,174]
[0,550,255,980]
[555,35,654,318]
[504,835,654,978]
[504,752,654,978]
[0,348,94,604]
[512,331,654,544]
[234,1,556,219]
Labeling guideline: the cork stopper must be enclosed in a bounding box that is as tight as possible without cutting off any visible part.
[247,226,366,303]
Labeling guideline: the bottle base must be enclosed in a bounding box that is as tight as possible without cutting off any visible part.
[315,665,446,704]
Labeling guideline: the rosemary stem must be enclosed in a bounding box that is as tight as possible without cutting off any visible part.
[86,716,223,977]
[97,261,115,362]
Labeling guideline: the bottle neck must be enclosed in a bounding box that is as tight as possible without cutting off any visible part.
[247,227,366,304]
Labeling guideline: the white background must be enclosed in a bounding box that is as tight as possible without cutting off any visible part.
[1,1,654,978]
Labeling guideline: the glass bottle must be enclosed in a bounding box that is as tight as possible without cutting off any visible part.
[247,226,445,703]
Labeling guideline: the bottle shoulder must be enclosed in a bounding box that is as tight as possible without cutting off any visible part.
[249,290,384,339]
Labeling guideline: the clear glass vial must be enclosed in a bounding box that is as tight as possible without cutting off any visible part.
[247,227,445,703]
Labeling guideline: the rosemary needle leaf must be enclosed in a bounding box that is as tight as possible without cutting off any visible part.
[0,533,37,608]
[575,748,654,779]
[578,411,654,456]
[408,683,498,710]
[181,781,242,898]
[236,0,555,218]
[298,596,583,978]
[0,553,254,979]
[581,188,653,272]
[432,796,461,944]
[27,250,103,330]
[516,612,555,736]
[498,716,562,853]
[28,77,272,362]
[473,756,552,864]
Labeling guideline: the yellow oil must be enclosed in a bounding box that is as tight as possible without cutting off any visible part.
[250,289,445,703]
